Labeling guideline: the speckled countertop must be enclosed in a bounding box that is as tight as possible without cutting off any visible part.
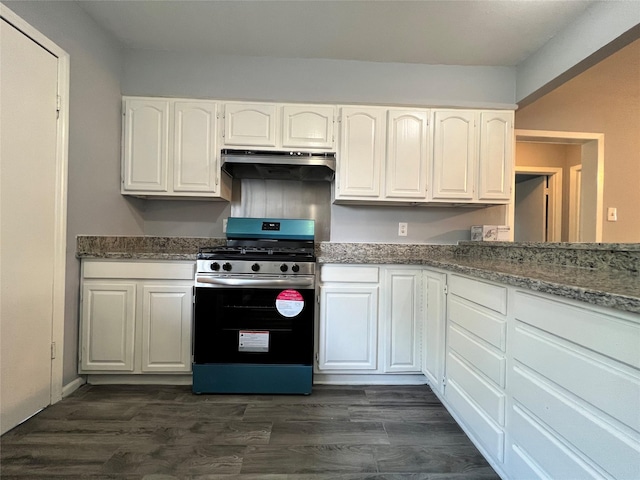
[77,236,640,314]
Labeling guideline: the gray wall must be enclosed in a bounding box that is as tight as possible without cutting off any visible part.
[3,1,133,385]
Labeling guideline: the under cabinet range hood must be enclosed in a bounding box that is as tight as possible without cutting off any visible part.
[221,149,336,181]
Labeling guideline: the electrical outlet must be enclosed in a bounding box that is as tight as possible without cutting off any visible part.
[398,222,408,236]
[607,207,617,222]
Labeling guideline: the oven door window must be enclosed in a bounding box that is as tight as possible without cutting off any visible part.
[194,287,314,365]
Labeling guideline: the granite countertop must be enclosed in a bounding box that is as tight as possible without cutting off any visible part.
[77,236,640,314]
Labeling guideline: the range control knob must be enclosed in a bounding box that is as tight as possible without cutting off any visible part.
[222,262,232,272]
[291,264,300,273]
[280,264,288,272]
[251,263,260,272]
[210,262,220,271]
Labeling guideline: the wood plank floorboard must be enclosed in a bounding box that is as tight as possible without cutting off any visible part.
[0,384,500,479]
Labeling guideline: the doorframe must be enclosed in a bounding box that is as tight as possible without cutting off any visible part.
[508,129,604,242]
[569,164,583,242]
[514,166,563,242]
[1,4,70,404]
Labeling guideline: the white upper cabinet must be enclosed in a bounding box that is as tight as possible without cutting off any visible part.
[223,102,336,151]
[336,106,386,199]
[223,103,278,147]
[430,109,513,203]
[431,109,476,201]
[282,104,335,150]
[122,97,231,200]
[336,106,429,202]
[122,98,170,193]
[385,109,429,199]
[478,111,513,201]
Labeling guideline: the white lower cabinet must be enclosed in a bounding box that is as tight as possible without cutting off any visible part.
[318,266,379,371]
[444,275,508,464]
[79,260,195,374]
[318,265,428,377]
[504,290,640,480]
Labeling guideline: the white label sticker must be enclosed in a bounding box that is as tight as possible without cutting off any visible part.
[239,330,269,352]
[275,289,305,317]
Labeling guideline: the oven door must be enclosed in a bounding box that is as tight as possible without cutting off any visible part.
[194,283,314,365]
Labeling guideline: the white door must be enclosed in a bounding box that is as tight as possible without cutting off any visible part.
[422,270,447,394]
[514,175,547,242]
[0,18,59,434]
[282,105,335,150]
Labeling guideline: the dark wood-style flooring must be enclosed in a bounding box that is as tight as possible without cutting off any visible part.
[1,384,499,479]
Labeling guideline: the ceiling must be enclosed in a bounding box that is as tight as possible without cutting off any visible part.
[76,0,597,67]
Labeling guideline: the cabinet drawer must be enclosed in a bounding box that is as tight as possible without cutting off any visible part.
[83,261,195,280]
[514,290,640,369]
[511,365,640,479]
[448,296,506,351]
[446,379,505,462]
[320,265,379,283]
[448,323,505,387]
[513,322,640,432]
[447,352,505,425]
[449,275,507,315]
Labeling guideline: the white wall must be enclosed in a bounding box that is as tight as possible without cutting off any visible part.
[3,1,134,385]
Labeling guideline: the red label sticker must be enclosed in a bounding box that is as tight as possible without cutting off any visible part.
[275,289,304,317]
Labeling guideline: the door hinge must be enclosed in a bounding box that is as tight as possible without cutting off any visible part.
[51,342,57,359]
[56,95,61,119]
[315,352,319,366]
[442,377,447,388]
[316,294,320,304]
[443,284,448,295]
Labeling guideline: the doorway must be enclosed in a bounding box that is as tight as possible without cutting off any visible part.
[509,130,604,243]
[1,6,69,434]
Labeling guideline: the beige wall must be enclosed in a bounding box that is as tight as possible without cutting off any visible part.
[515,38,640,242]
[516,142,583,241]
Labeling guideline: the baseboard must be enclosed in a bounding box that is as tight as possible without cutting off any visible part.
[62,377,86,398]
[313,373,427,385]
[86,374,193,385]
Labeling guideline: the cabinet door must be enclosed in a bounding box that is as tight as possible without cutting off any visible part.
[422,270,447,393]
[141,284,193,372]
[282,105,335,150]
[318,285,378,370]
[80,282,136,372]
[431,110,476,201]
[224,103,277,147]
[336,107,386,199]
[122,98,170,192]
[382,269,422,372]
[477,111,513,201]
[385,110,429,200]
[173,101,219,193]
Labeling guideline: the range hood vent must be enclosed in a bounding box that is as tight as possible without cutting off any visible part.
[221,149,336,182]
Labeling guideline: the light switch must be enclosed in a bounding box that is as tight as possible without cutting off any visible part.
[607,207,617,222]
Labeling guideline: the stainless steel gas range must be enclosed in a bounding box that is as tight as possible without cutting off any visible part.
[192,217,316,394]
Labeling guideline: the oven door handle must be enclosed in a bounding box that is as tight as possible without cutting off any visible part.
[196,276,315,288]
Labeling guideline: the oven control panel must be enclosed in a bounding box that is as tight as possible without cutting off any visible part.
[197,260,315,276]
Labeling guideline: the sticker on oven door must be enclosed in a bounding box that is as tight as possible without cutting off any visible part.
[275,289,305,317]
[239,330,269,352]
